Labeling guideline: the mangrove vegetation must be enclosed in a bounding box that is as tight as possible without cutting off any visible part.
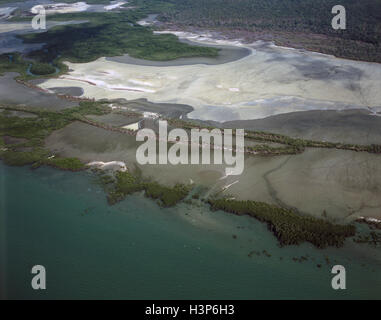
[208,197,356,248]
[104,170,191,207]
[0,101,110,170]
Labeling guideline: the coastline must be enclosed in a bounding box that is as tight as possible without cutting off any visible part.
[2,102,381,235]
[1,9,381,247]
[2,161,381,299]
[1,2,381,300]
[2,74,381,222]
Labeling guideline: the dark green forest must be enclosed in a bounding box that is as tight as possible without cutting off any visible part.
[135,0,381,62]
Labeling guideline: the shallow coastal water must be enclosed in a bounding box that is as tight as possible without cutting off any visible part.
[0,162,380,299]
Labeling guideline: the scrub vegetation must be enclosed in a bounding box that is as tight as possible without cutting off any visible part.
[245,131,381,154]
[168,119,381,156]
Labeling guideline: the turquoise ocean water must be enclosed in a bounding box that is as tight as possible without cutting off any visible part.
[0,162,380,299]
